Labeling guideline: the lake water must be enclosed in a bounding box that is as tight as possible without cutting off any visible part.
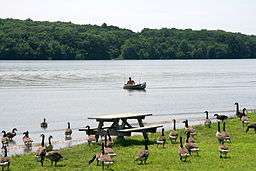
[0,59,256,155]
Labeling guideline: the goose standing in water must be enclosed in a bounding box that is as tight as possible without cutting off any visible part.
[169,119,178,143]
[0,146,11,171]
[204,111,212,128]
[235,102,243,119]
[6,128,17,141]
[178,136,189,162]
[135,139,149,165]
[23,131,33,149]
[46,135,53,152]
[1,131,9,148]
[41,118,48,129]
[65,122,72,140]
[222,122,231,143]
[241,108,249,128]
[183,120,196,136]
[36,134,46,167]
[156,128,166,148]
[86,126,96,145]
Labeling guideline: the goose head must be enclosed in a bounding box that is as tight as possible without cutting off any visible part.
[67,122,71,129]
[179,136,183,148]
[12,128,17,133]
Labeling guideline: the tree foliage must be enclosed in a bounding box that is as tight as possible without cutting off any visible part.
[0,18,256,60]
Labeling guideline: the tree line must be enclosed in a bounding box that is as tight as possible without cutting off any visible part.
[0,18,256,60]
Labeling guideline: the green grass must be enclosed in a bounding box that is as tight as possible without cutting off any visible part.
[10,113,256,171]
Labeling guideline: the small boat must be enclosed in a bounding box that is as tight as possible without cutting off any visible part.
[123,82,146,90]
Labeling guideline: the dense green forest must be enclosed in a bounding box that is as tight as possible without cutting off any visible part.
[0,18,256,60]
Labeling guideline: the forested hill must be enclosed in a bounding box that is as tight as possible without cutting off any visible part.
[0,18,256,60]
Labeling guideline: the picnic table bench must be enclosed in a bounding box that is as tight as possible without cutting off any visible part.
[79,113,163,141]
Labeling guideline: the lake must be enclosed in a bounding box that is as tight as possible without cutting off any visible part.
[0,59,255,154]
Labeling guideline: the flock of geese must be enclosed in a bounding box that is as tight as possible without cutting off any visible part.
[1,103,256,170]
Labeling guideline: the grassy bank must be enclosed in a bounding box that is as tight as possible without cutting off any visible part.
[10,113,256,171]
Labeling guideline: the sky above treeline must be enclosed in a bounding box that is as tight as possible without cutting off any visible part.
[1,0,255,35]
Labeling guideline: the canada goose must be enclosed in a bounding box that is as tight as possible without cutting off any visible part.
[185,132,199,155]
[46,151,63,166]
[46,136,53,152]
[204,111,212,128]
[219,141,229,158]
[104,135,116,157]
[65,122,72,137]
[6,128,17,141]
[235,102,243,119]
[214,114,228,122]
[41,118,48,129]
[245,123,256,133]
[135,139,149,165]
[89,143,114,169]
[1,131,9,148]
[36,134,46,167]
[216,122,225,143]
[86,126,96,145]
[22,131,33,148]
[169,119,178,143]
[183,120,196,136]
[106,130,113,148]
[156,128,166,148]
[222,122,231,142]
[241,108,249,128]
[0,146,11,171]
[178,136,189,162]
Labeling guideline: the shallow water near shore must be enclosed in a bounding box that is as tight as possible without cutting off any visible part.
[0,59,256,155]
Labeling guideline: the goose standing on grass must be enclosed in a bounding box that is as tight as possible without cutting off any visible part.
[216,122,225,143]
[185,132,199,155]
[204,111,212,128]
[41,118,48,129]
[65,122,72,140]
[86,126,96,145]
[178,136,189,162]
[246,123,256,133]
[156,128,166,148]
[183,120,196,136]
[46,151,63,167]
[214,114,228,122]
[46,136,53,152]
[222,122,231,142]
[89,143,114,169]
[6,128,17,141]
[22,131,33,148]
[169,119,178,143]
[0,146,11,171]
[219,141,229,158]
[241,108,249,128]
[36,134,46,167]
[135,139,149,165]
[1,131,9,148]
[106,130,113,148]
[235,102,243,119]
[104,135,116,157]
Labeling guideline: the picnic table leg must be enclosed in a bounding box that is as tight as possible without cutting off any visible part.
[96,121,104,142]
[137,118,149,141]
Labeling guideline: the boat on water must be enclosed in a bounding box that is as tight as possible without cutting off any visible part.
[123,82,146,90]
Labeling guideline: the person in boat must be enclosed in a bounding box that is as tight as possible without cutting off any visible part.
[127,77,135,85]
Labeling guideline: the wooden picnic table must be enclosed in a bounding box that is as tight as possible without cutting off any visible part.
[79,113,162,141]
